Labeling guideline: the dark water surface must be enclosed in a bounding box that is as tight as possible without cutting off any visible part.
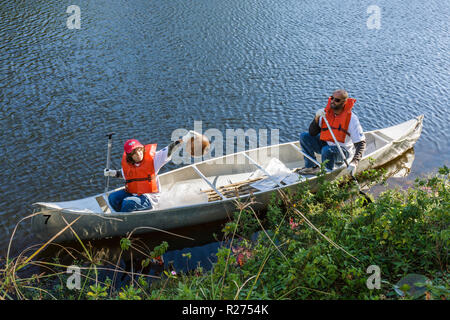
[1,1,449,266]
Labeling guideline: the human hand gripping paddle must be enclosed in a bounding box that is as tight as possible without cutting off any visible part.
[320,115,372,205]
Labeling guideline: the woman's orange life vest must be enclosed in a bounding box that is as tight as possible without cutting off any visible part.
[320,97,356,143]
[121,144,159,195]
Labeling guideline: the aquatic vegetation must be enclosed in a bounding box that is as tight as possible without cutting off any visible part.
[0,166,448,300]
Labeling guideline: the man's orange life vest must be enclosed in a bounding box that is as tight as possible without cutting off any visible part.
[320,97,356,143]
[121,144,159,195]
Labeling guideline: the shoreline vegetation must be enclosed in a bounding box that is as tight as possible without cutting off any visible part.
[0,166,448,300]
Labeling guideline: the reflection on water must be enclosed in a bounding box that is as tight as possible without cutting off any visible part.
[1,0,449,258]
[19,217,228,286]
[14,147,421,286]
[1,1,449,275]
[370,148,418,196]
[378,148,416,179]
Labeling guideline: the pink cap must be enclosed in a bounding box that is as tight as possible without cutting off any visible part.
[124,139,143,154]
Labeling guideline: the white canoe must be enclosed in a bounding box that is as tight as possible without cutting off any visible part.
[31,115,423,242]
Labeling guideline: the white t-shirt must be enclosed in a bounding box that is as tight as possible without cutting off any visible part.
[121,146,171,209]
[318,113,365,160]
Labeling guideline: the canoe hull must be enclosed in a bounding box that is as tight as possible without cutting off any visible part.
[31,168,343,242]
[31,116,423,242]
[32,199,236,242]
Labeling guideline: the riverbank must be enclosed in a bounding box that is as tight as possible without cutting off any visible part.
[1,166,448,300]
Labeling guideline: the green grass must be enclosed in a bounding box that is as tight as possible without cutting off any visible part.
[1,166,448,300]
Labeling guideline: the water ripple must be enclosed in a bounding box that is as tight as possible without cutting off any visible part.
[0,0,449,253]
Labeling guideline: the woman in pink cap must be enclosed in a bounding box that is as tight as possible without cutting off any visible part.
[104,131,199,212]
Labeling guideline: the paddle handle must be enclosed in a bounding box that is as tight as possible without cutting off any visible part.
[322,116,361,182]
[321,116,350,167]
[105,132,114,193]
[321,116,372,204]
[321,115,357,182]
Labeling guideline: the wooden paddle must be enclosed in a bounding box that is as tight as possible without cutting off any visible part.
[321,116,372,205]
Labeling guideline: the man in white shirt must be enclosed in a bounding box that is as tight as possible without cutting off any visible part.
[298,89,366,175]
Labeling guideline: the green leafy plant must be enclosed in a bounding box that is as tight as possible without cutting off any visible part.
[2,166,448,300]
